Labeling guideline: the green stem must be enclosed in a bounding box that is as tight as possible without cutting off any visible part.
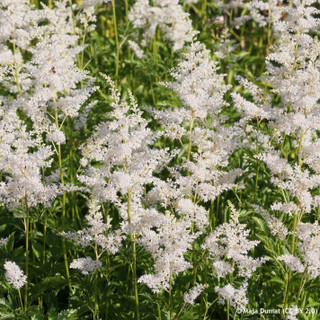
[93,272,98,320]
[296,267,308,305]
[227,299,230,320]
[153,27,160,67]
[176,303,186,319]
[254,120,260,202]
[169,267,173,320]
[111,0,119,84]
[105,300,109,320]
[149,75,156,105]
[43,210,47,265]
[291,214,298,253]
[23,196,29,312]
[203,298,218,320]
[125,0,129,25]
[182,0,187,10]
[132,239,140,320]
[186,117,195,176]
[283,271,292,320]
[202,0,207,20]
[283,213,299,316]
[61,169,71,291]
[157,300,162,320]
[127,190,140,320]
[80,32,86,72]
[55,110,72,291]
[18,288,24,310]
[67,118,79,223]
[191,192,199,285]
[105,253,110,320]
[254,164,260,202]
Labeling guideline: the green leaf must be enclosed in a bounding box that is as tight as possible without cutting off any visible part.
[30,276,67,303]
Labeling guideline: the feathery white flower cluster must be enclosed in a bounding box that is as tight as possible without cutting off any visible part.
[64,197,123,276]
[214,28,239,60]
[78,76,196,293]
[0,106,59,208]
[164,42,230,119]
[0,0,96,131]
[204,203,267,310]
[273,221,320,284]
[231,75,272,128]
[183,284,208,305]
[4,261,27,289]
[214,0,285,29]
[215,283,248,311]
[63,198,122,255]
[253,205,288,240]
[233,1,320,221]
[79,75,169,229]
[23,0,97,135]
[138,210,196,293]
[128,0,197,52]
[295,222,320,278]
[128,40,147,59]
[137,43,244,294]
[70,257,102,275]
[77,0,110,32]
[278,254,304,273]
[147,43,241,206]
[0,0,101,209]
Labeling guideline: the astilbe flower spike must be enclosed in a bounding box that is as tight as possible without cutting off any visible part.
[128,0,197,55]
[139,42,243,294]
[0,0,104,208]
[230,0,320,310]
[79,74,170,231]
[4,261,27,290]
[203,203,267,311]
[78,75,171,316]
[63,197,123,269]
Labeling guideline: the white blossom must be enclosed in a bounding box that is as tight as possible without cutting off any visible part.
[0,0,99,210]
[253,205,288,240]
[213,261,234,278]
[278,254,305,273]
[204,203,267,279]
[215,283,249,311]
[183,284,208,305]
[128,0,197,52]
[138,211,195,293]
[70,257,102,275]
[240,0,320,215]
[296,222,320,278]
[4,261,27,289]
[0,106,60,208]
[128,40,146,59]
[204,203,266,311]
[46,130,66,145]
[138,43,244,294]
[63,198,122,255]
